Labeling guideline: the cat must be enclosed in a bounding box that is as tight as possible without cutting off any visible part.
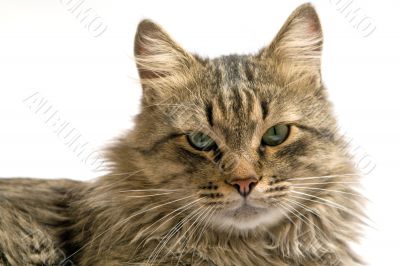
[0,3,365,265]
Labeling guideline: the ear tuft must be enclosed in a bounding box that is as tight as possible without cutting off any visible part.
[134,19,195,81]
[261,3,323,73]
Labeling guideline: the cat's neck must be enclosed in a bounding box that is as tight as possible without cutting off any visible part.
[67,171,362,264]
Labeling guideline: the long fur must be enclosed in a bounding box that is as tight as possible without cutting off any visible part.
[0,3,365,266]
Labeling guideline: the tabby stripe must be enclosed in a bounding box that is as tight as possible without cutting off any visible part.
[205,103,213,127]
[296,124,335,142]
[131,133,182,155]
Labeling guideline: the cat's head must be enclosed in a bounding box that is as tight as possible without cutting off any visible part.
[114,3,355,233]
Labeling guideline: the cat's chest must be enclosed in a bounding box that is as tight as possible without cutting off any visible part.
[161,235,287,266]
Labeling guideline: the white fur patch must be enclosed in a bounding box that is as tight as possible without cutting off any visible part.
[211,203,286,231]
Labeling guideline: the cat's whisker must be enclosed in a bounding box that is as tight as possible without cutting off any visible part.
[279,201,309,227]
[147,206,204,264]
[190,207,217,263]
[99,196,200,258]
[193,206,216,242]
[176,206,215,266]
[131,197,205,254]
[284,197,321,219]
[273,202,306,258]
[291,190,351,212]
[277,201,307,228]
[120,189,181,193]
[63,194,196,263]
[280,200,325,241]
[162,204,212,263]
[173,206,214,265]
[90,172,146,191]
[282,198,331,241]
[279,200,332,249]
[288,193,369,228]
[274,202,296,226]
[186,207,215,248]
[290,181,360,186]
[291,186,367,200]
[94,170,147,191]
[289,194,355,220]
[285,173,359,181]
[162,206,211,262]
[289,193,368,227]
[292,191,373,227]
[146,206,199,263]
[126,192,176,198]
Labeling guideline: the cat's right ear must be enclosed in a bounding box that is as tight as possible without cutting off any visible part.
[134,20,198,102]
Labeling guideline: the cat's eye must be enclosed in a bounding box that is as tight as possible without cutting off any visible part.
[187,132,216,151]
[262,124,290,147]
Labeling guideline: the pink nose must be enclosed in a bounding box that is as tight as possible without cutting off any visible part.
[228,177,258,197]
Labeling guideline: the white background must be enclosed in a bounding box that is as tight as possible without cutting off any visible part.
[0,0,399,264]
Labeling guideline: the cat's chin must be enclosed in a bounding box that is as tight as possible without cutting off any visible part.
[211,202,285,232]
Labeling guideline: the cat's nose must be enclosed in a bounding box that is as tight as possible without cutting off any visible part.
[227,177,258,197]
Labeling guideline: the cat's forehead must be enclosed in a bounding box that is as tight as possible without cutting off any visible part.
[184,55,265,149]
[208,54,257,87]
[203,54,264,122]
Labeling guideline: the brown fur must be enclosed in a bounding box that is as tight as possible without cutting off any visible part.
[0,3,365,265]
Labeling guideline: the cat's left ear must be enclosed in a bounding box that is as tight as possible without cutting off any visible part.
[260,3,323,76]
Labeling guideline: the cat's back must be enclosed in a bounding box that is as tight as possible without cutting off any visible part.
[0,178,82,265]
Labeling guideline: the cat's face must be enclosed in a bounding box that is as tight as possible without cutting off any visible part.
[125,4,353,232]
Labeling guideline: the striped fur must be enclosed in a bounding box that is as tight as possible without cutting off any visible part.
[0,3,365,265]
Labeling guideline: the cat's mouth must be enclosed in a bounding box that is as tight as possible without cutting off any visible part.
[230,202,264,217]
[211,200,285,231]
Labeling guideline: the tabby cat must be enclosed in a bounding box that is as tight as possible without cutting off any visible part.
[0,3,365,265]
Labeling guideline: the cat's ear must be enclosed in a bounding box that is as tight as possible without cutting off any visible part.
[134,20,198,101]
[260,3,323,75]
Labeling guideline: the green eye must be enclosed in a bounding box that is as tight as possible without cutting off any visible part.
[262,124,290,146]
[187,132,216,151]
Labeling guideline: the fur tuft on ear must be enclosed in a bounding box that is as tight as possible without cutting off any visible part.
[134,20,198,100]
[260,3,323,75]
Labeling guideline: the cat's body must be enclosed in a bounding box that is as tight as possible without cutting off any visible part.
[0,4,365,266]
[0,178,80,265]
[0,176,362,266]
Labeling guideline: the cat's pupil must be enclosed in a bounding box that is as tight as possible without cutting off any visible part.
[195,134,208,146]
[262,124,290,146]
[187,132,216,151]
